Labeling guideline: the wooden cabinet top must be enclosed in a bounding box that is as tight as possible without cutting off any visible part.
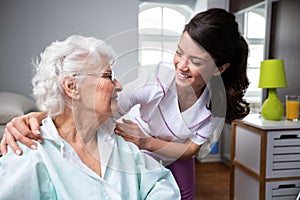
[233,114,300,130]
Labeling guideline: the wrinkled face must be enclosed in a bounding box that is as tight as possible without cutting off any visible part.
[173,31,218,91]
[75,56,122,122]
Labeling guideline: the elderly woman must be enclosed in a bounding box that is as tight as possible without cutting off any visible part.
[0,35,180,199]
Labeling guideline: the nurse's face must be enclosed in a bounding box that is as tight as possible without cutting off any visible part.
[173,31,218,90]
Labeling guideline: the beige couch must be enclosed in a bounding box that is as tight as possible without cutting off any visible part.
[0,92,36,140]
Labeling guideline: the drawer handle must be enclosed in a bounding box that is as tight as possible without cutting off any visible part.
[278,184,296,189]
[279,134,298,139]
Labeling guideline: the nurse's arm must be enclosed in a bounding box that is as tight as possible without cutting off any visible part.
[115,119,201,159]
[142,137,201,160]
[0,112,46,155]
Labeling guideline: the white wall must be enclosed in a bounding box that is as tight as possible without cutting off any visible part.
[194,0,229,13]
[0,0,139,99]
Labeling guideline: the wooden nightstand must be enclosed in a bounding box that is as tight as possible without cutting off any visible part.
[230,114,300,200]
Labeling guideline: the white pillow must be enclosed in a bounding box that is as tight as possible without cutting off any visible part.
[0,92,36,124]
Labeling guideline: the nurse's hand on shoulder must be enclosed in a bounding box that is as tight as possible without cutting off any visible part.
[115,119,151,149]
[0,112,43,156]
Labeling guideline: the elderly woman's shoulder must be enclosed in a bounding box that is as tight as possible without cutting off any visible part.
[0,142,47,170]
[113,134,165,169]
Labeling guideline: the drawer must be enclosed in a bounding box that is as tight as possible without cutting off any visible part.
[266,130,300,178]
[234,167,300,200]
[266,180,300,200]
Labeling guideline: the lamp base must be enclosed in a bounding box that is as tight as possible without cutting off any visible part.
[261,88,284,120]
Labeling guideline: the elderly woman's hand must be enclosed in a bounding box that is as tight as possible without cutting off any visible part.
[0,112,44,156]
[115,119,151,149]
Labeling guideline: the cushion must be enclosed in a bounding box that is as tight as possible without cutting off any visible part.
[0,92,36,124]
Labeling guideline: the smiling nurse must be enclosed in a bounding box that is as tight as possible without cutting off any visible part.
[112,8,250,199]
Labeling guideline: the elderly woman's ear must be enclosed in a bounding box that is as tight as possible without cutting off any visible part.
[62,76,80,100]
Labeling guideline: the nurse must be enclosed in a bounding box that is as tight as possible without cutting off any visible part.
[114,8,250,199]
[1,8,250,199]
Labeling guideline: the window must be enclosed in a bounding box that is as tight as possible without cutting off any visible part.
[236,3,266,114]
[138,3,192,66]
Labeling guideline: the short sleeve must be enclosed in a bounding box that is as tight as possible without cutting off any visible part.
[194,117,225,159]
[116,64,167,118]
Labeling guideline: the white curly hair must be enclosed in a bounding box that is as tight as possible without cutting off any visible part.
[32,35,116,117]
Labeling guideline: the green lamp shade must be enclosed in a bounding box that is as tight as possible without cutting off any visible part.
[258,59,287,120]
[258,59,287,88]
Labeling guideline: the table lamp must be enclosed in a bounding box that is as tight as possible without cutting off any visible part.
[258,59,287,120]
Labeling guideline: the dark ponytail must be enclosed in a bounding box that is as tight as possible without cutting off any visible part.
[222,36,250,122]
